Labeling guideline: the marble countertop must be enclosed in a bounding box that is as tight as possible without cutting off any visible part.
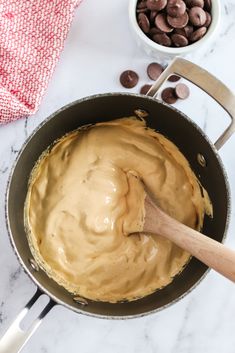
[1,1,235,352]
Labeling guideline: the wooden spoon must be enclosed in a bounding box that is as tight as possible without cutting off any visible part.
[143,192,235,282]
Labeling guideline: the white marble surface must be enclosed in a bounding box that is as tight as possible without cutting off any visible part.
[1,0,235,352]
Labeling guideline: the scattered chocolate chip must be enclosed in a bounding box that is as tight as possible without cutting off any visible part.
[175,83,190,99]
[146,0,167,11]
[168,74,181,82]
[204,11,211,27]
[166,0,186,18]
[185,0,204,7]
[161,87,178,104]
[153,33,172,46]
[147,62,164,80]
[189,26,207,42]
[167,11,189,28]
[189,7,206,26]
[204,0,211,11]
[138,13,150,33]
[120,70,139,88]
[140,84,152,94]
[119,63,191,105]
[155,13,173,32]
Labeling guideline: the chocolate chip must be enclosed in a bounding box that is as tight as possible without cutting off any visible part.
[175,25,193,38]
[138,13,150,33]
[137,0,148,8]
[204,0,211,11]
[120,70,139,88]
[140,84,152,94]
[174,28,184,36]
[189,7,206,26]
[150,11,158,22]
[167,12,189,28]
[136,7,148,13]
[185,0,204,7]
[183,25,194,38]
[166,0,186,18]
[153,33,172,46]
[171,33,188,46]
[136,0,212,47]
[147,62,164,80]
[189,26,207,42]
[155,13,173,32]
[149,27,163,36]
[146,0,167,11]
[161,87,177,104]
[175,83,190,99]
[204,11,211,27]
[168,75,181,82]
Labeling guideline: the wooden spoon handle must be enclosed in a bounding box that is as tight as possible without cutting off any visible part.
[144,202,235,282]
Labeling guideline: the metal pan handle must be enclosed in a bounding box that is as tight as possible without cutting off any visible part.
[147,57,235,150]
[0,289,55,353]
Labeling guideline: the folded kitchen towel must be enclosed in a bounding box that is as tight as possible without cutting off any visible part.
[0,0,82,124]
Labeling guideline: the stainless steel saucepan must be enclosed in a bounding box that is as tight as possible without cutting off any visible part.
[1,58,235,353]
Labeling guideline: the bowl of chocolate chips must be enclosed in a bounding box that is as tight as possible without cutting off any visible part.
[129,0,220,59]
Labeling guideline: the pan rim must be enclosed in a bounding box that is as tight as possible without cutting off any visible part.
[5,92,231,319]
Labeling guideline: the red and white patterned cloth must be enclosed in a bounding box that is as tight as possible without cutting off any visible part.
[0,0,82,124]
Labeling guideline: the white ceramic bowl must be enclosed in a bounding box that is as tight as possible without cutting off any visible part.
[129,0,221,61]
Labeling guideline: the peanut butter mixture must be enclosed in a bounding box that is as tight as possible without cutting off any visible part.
[25,117,212,302]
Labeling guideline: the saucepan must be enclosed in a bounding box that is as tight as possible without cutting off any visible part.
[1,58,235,353]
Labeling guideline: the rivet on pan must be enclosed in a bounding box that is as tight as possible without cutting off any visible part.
[29,258,39,271]
[197,153,207,167]
[73,296,88,306]
[134,109,149,119]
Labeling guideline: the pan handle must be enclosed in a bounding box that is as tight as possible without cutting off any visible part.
[147,57,235,150]
[0,289,55,353]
